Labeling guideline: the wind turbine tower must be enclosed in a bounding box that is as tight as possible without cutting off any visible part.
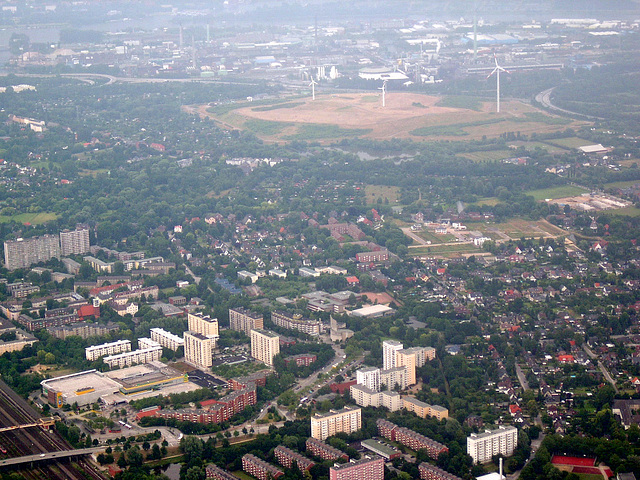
[310,78,318,100]
[379,80,388,107]
[487,55,508,113]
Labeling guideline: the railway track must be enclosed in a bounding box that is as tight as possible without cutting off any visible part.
[0,381,105,480]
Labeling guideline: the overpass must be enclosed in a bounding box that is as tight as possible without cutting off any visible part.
[0,447,103,468]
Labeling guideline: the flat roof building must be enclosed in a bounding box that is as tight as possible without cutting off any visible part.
[311,407,361,441]
[184,331,215,369]
[86,340,132,361]
[229,307,263,336]
[250,329,280,366]
[150,327,184,351]
[467,426,518,464]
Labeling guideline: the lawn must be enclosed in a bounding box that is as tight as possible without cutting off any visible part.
[233,472,256,480]
[574,474,605,480]
[365,185,400,204]
[436,95,483,111]
[609,206,640,217]
[410,243,479,255]
[285,124,372,140]
[416,231,457,244]
[473,197,499,206]
[544,136,591,149]
[458,150,514,162]
[524,185,589,201]
[0,212,58,224]
[243,118,293,136]
[604,180,640,189]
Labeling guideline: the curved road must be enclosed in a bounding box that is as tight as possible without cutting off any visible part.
[535,87,603,121]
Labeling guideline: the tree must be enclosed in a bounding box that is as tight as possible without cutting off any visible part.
[180,435,204,465]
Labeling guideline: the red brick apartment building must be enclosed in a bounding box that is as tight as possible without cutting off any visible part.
[242,454,283,480]
[274,445,315,471]
[376,419,448,459]
[418,463,463,480]
[305,438,349,461]
[329,456,384,480]
[155,387,256,424]
[206,464,240,480]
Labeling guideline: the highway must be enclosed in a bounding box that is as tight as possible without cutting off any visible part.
[535,87,603,120]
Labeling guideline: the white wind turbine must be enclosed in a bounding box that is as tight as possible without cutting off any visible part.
[379,79,388,107]
[309,77,318,101]
[487,54,509,113]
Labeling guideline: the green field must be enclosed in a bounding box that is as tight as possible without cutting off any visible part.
[410,118,504,137]
[458,150,513,162]
[243,118,293,136]
[474,197,499,206]
[604,180,640,189]
[365,184,400,204]
[251,102,304,112]
[410,243,479,255]
[574,473,605,480]
[544,136,591,149]
[436,96,483,111]
[285,124,372,140]
[233,472,255,480]
[524,185,589,201]
[609,206,640,217]
[416,231,457,244]
[0,212,58,224]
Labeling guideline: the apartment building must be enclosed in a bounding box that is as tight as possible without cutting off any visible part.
[329,456,384,480]
[271,310,323,336]
[103,346,162,368]
[305,438,349,461]
[188,312,219,344]
[402,397,449,421]
[184,331,215,369]
[229,307,263,335]
[274,445,315,471]
[59,226,90,256]
[356,367,380,392]
[395,349,417,386]
[242,454,284,480]
[310,407,361,441]
[418,463,464,480]
[467,426,518,464]
[85,340,131,361]
[137,337,161,350]
[156,386,256,425]
[380,366,408,391]
[376,419,448,459]
[4,235,60,270]
[150,327,184,351]
[350,384,402,411]
[250,329,280,366]
[205,464,239,480]
[382,340,403,370]
[49,321,118,340]
[355,250,389,263]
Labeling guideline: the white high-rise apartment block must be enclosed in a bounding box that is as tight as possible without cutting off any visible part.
[137,337,161,350]
[187,312,219,344]
[382,340,403,370]
[103,346,162,368]
[356,367,380,392]
[467,426,518,464]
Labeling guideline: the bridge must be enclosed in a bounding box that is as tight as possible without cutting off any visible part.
[0,417,58,434]
[0,447,103,468]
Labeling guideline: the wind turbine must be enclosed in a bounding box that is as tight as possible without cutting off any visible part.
[309,78,318,101]
[379,79,388,107]
[487,54,509,113]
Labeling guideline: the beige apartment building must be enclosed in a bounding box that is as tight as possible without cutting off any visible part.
[184,331,215,369]
[310,407,362,440]
[250,329,280,366]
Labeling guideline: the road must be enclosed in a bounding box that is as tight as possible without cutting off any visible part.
[184,264,201,285]
[583,344,619,393]
[535,87,603,120]
[515,364,530,391]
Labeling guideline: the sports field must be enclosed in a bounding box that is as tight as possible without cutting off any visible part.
[190,93,589,143]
